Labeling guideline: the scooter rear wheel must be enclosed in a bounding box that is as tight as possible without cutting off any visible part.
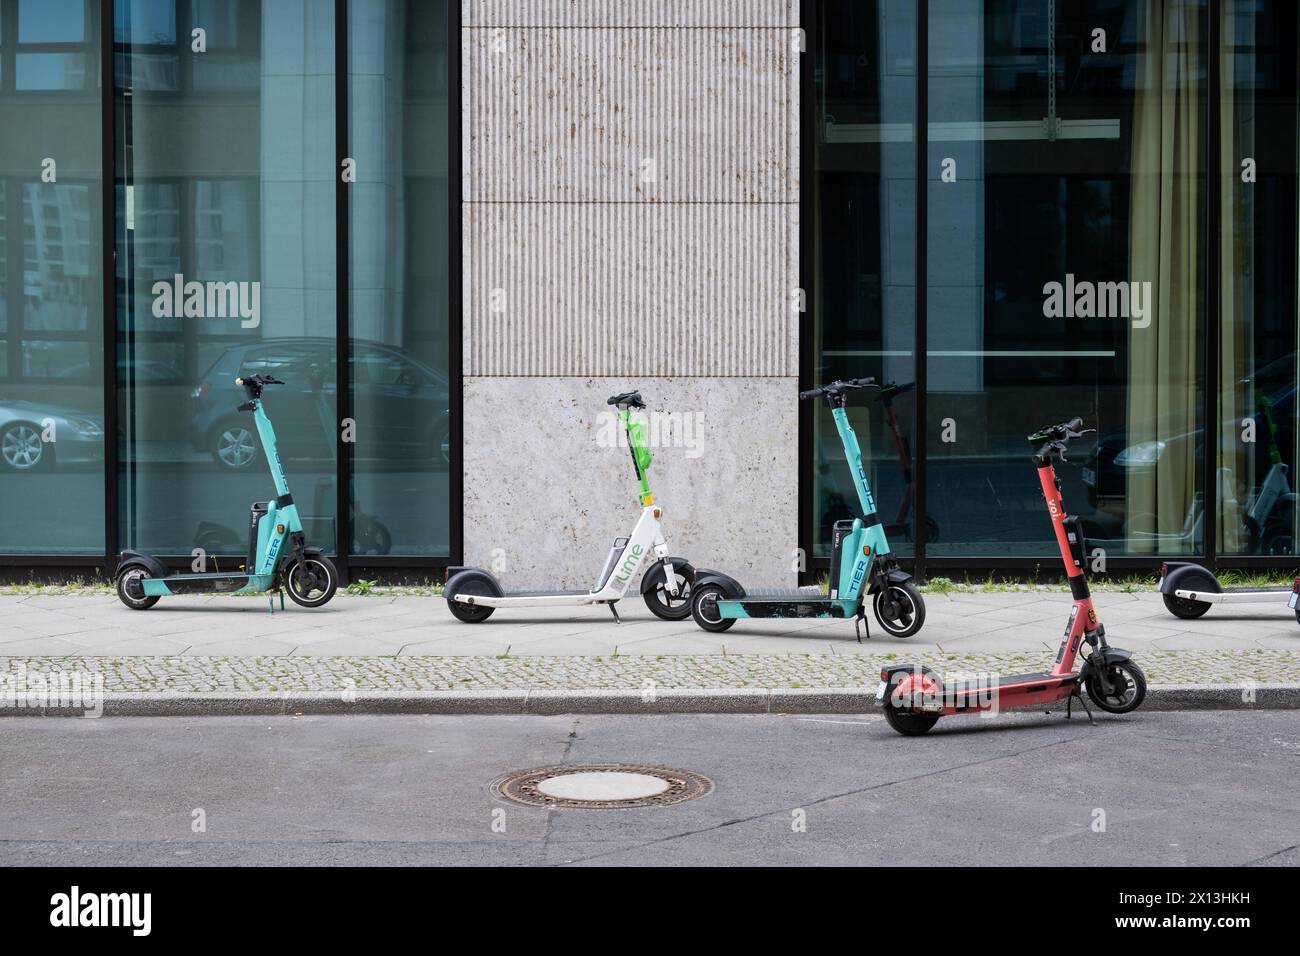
[447,598,495,623]
[1162,593,1211,619]
[116,564,160,610]
[690,583,735,633]
[882,702,940,736]
[284,555,339,608]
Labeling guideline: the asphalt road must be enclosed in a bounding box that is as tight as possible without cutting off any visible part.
[1,711,1296,866]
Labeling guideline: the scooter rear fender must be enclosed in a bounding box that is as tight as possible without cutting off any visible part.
[115,550,170,580]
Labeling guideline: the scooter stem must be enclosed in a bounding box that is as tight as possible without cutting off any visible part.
[1037,462,1078,580]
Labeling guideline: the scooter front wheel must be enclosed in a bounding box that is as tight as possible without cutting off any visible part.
[642,562,695,620]
[873,581,925,638]
[284,555,339,608]
[1084,660,1147,714]
[116,564,161,610]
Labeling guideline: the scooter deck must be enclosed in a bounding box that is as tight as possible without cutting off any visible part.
[945,671,1077,709]
[499,589,593,598]
[145,572,257,596]
[1173,586,1289,603]
[718,591,855,620]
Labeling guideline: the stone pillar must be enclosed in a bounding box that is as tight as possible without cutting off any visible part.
[462,1,800,588]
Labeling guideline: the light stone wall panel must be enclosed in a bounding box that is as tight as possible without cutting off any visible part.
[462,376,798,590]
[464,27,798,204]
[464,201,796,377]
[461,1,796,28]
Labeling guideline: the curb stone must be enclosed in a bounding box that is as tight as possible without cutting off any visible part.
[3,684,1297,717]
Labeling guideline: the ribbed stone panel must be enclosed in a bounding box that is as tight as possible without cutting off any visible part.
[462,0,796,28]
[465,201,797,377]
[464,27,798,204]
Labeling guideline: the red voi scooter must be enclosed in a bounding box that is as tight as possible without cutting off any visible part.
[876,417,1147,735]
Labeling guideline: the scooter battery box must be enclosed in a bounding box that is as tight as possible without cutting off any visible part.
[248,502,270,570]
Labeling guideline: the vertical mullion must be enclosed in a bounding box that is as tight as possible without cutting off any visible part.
[797,0,815,582]
[914,0,929,583]
[101,0,118,572]
[334,0,351,579]
[1205,0,1220,569]
[448,0,464,567]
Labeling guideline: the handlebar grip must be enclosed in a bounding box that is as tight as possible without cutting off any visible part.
[798,388,823,401]
[1065,416,1084,432]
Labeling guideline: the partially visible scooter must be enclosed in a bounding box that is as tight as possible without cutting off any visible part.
[874,381,938,543]
[114,374,339,610]
[1158,392,1298,619]
[689,377,926,639]
[878,418,1146,735]
[443,391,693,623]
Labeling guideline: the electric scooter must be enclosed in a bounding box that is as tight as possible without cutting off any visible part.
[689,377,926,639]
[878,418,1146,735]
[1158,393,1299,619]
[114,374,340,610]
[443,391,693,623]
[875,381,938,543]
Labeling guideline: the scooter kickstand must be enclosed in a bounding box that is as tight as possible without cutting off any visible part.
[608,603,622,625]
[1067,685,1094,724]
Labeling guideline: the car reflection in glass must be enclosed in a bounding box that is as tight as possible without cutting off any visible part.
[188,338,452,472]
[1085,355,1298,554]
[0,399,104,472]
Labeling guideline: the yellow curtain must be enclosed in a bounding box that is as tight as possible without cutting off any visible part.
[1127,0,1202,551]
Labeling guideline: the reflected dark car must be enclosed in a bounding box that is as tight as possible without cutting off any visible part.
[189,338,451,470]
[1085,373,1296,507]
[0,399,104,471]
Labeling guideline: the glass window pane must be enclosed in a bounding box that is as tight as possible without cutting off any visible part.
[18,0,85,42]
[1219,0,1300,555]
[116,0,337,556]
[0,0,104,554]
[346,0,452,557]
[810,0,918,558]
[925,0,1207,557]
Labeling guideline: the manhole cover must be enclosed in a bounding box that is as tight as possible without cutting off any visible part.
[491,764,713,810]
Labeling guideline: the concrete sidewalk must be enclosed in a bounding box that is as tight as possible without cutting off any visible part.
[2,590,1299,714]
[4,589,1300,657]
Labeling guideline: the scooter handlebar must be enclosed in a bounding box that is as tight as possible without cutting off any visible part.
[1029,417,1095,459]
[800,377,877,401]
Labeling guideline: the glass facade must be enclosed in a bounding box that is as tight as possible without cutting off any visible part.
[0,0,105,553]
[808,0,1295,568]
[347,0,452,556]
[0,0,453,566]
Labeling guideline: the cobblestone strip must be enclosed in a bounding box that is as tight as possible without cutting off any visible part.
[2,650,1298,694]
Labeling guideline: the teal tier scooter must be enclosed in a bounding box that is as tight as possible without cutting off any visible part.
[689,377,926,639]
[114,374,339,611]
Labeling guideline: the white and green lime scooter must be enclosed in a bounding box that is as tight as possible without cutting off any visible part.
[114,374,339,611]
[444,391,694,623]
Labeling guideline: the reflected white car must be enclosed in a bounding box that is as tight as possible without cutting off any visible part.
[0,400,104,471]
